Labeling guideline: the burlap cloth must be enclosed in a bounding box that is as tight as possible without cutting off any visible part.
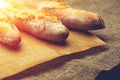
[4,0,120,80]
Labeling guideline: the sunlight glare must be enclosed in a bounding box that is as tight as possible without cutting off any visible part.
[0,0,10,8]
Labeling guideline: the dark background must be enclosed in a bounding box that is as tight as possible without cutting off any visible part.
[4,0,120,80]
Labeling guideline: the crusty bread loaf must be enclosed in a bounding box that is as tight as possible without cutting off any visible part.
[2,2,69,41]
[8,0,105,30]
[0,11,21,46]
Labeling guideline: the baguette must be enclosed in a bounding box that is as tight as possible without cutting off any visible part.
[0,11,21,46]
[2,2,69,42]
[37,0,105,30]
[10,0,105,30]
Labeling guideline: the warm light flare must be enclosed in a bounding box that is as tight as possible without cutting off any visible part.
[0,0,10,8]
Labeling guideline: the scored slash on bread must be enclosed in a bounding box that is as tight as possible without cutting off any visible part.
[0,11,21,46]
[9,0,105,30]
[2,2,69,42]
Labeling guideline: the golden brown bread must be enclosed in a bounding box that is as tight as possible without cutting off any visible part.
[8,0,105,30]
[2,2,69,42]
[0,11,21,46]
